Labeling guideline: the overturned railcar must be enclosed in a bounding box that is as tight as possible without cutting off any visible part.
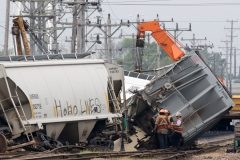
[127,51,235,148]
[0,55,123,152]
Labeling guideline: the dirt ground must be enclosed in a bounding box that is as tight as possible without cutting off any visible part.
[185,147,240,160]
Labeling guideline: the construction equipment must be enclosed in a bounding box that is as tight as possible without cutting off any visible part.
[12,17,30,55]
[134,21,185,72]
[124,20,235,149]
[136,21,184,62]
[228,94,240,132]
[230,95,240,114]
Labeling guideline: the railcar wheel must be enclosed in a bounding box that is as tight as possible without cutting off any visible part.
[0,134,7,153]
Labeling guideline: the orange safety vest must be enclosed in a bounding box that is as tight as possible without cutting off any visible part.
[167,116,172,129]
[156,115,169,130]
[174,118,183,131]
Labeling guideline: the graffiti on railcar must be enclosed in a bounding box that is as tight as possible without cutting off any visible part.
[63,102,73,116]
[53,97,105,117]
[73,105,78,116]
[54,99,63,117]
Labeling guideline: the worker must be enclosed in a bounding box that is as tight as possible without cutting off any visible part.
[164,109,173,148]
[171,112,183,151]
[153,109,169,149]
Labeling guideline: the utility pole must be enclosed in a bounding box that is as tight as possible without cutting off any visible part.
[239,66,240,78]
[30,1,35,54]
[165,23,191,41]
[233,48,240,78]
[77,0,86,54]
[52,0,58,54]
[104,24,108,60]
[107,14,112,63]
[147,33,150,70]
[71,0,77,53]
[4,0,10,55]
[85,14,129,63]
[181,34,207,50]
[155,15,161,75]
[234,48,236,78]
[213,51,216,72]
[195,42,214,50]
[103,14,129,63]
[132,33,135,68]
[224,20,240,94]
[135,14,142,72]
[156,45,161,75]
[219,40,230,89]
[64,0,103,54]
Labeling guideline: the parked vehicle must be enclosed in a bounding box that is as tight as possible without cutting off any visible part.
[232,79,240,83]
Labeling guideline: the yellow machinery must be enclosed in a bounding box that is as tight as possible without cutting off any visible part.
[231,95,240,114]
[12,17,30,55]
[232,95,240,143]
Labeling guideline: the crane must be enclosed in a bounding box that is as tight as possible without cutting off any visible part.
[135,20,224,84]
[134,20,186,72]
[136,20,185,62]
[12,17,30,55]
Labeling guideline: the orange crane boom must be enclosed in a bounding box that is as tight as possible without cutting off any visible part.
[137,20,185,62]
[136,20,224,84]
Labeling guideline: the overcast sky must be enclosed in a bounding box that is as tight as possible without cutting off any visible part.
[0,0,240,67]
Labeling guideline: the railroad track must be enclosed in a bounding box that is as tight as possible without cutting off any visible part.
[0,136,233,160]
[6,145,226,160]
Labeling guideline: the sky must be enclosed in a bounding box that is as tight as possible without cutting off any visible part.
[0,0,240,68]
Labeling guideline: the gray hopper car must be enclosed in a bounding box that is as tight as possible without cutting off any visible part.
[127,51,235,149]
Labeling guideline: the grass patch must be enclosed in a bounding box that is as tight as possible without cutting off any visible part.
[79,150,101,154]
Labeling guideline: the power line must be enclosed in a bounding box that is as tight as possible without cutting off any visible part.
[104,0,171,2]
[106,0,119,21]
[102,3,240,6]
[174,21,227,23]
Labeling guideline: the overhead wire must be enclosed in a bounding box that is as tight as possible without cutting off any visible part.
[106,0,119,22]
[12,1,24,14]
[101,3,240,6]
[104,0,171,2]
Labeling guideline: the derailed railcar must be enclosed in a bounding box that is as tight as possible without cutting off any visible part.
[0,55,123,152]
[127,51,235,149]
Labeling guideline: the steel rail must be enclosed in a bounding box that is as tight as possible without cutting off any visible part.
[1,135,234,160]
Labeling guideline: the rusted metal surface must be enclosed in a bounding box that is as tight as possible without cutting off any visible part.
[0,134,7,153]
[7,141,35,151]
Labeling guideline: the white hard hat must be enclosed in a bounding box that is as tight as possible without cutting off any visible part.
[176,112,182,117]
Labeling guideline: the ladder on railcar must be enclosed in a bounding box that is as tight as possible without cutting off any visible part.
[0,66,34,143]
[107,76,121,114]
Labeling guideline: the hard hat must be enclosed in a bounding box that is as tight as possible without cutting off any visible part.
[176,112,182,117]
[159,109,165,113]
[164,109,169,114]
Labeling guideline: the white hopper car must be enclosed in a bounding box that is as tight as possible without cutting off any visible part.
[0,55,123,152]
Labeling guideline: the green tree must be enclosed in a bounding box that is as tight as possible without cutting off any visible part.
[118,38,173,71]
[200,48,226,78]
[0,49,3,56]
